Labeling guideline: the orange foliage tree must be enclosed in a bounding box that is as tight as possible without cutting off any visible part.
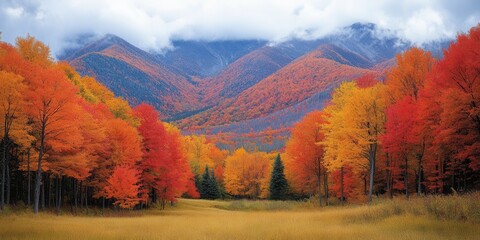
[0,35,204,211]
[285,111,329,206]
[12,36,83,213]
[90,118,142,204]
[0,70,28,209]
[105,165,140,209]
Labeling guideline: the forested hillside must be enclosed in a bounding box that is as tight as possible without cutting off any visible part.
[0,24,478,214]
[60,24,417,131]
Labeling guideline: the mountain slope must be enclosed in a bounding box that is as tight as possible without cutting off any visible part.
[315,44,373,68]
[325,23,409,64]
[178,48,377,128]
[199,39,355,103]
[60,23,447,136]
[64,34,201,117]
[200,46,297,103]
[157,40,266,77]
[195,23,407,105]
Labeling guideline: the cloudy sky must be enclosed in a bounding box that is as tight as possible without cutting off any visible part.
[1,0,479,55]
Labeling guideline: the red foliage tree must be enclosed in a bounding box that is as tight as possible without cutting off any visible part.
[382,97,417,197]
[330,165,355,201]
[418,24,480,192]
[134,104,198,207]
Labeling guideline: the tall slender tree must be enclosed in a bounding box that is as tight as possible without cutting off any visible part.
[269,154,288,200]
[0,71,26,210]
[323,79,386,203]
[285,111,328,206]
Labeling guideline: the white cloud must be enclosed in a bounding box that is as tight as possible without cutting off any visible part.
[402,8,451,44]
[0,0,478,55]
[5,6,24,18]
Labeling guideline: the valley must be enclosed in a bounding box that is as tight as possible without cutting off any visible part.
[60,23,427,150]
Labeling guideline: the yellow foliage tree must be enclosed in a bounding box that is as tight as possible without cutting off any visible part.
[183,135,215,175]
[322,80,386,202]
[224,148,273,198]
[15,35,53,68]
[182,135,227,177]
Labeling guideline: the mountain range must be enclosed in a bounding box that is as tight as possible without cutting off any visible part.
[58,23,448,149]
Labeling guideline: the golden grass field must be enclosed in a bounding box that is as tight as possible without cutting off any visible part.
[1,194,479,240]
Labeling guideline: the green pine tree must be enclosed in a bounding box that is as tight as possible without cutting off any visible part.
[194,174,201,196]
[269,154,288,200]
[210,169,221,199]
[200,165,221,199]
[200,165,211,199]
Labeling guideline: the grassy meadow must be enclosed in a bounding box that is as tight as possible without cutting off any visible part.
[1,194,479,240]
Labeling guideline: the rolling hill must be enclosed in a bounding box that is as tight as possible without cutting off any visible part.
[59,23,448,149]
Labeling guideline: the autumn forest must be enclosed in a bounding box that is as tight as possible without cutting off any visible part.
[1,11,480,240]
[0,24,478,213]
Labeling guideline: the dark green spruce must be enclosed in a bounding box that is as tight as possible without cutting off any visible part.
[269,154,288,200]
[199,165,220,199]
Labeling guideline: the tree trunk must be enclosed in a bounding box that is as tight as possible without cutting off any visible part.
[6,161,10,205]
[341,166,344,205]
[34,125,45,214]
[323,170,329,206]
[47,174,52,208]
[385,152,392,199]
[79,181,83,208]
[57,175,63,215]
[316,157,322,207]
[1,135,6,210]
[386,169,391,198]
[85,185,88,214]
[317,172,322,207]
[41,173,46,210]
[54,176,58,208]
[362,176,366,195]
[440,158,444,194]
[152,187,156,204]
[405,155,409,199]
[368,143,377,204]
[417,139,425,196]
[27,149,31,205]
[389,171,393,199]
[73,179,77,209]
